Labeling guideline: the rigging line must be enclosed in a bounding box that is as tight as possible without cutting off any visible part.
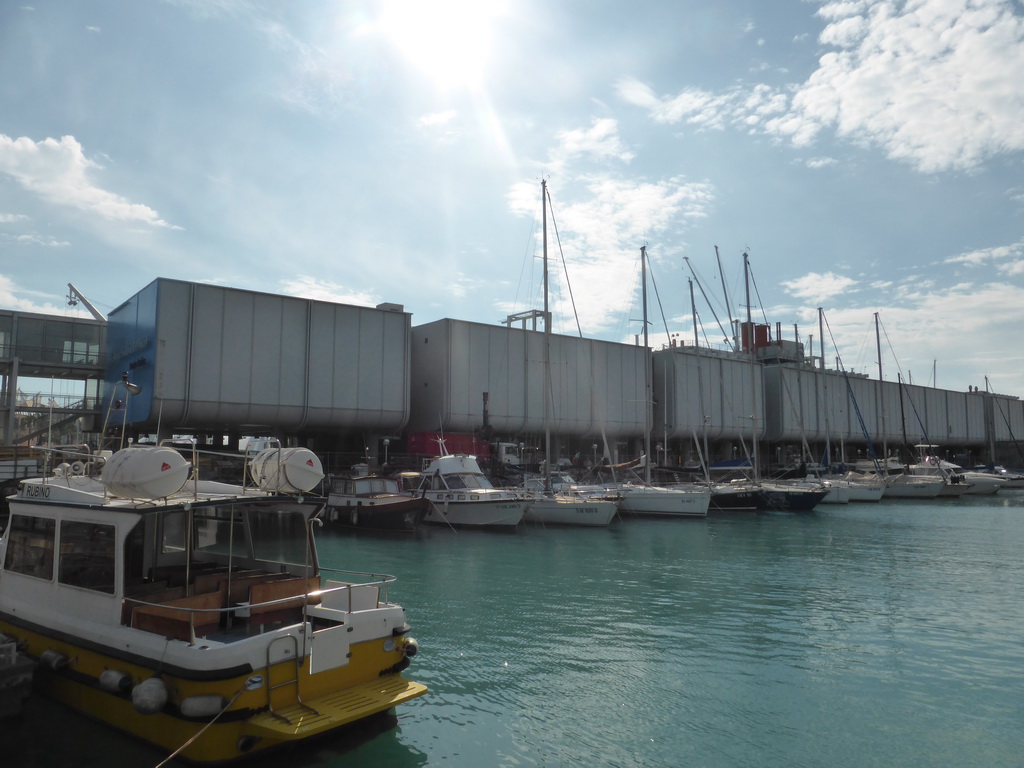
[646,253,672,343]
[544,185,584,338]
[746,261,770,326]
[877,315,907,381]
[821,312,882,465]
[683,257,731,346]
[987,379,1024,465]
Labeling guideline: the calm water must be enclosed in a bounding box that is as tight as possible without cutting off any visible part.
[13,495,1024,767]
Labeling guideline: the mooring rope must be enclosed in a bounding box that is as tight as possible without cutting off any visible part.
[154,687,245,768]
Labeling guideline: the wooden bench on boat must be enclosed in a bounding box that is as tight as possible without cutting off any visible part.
[246,575,321,628]
[130,588,226,643]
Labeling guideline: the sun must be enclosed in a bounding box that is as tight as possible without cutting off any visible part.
[377,0,504,91]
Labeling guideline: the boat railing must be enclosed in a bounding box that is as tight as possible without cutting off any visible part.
[123,568,397,644]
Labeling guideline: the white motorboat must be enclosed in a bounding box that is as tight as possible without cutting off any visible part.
[419,454,527,528]
[910,455,1005,496]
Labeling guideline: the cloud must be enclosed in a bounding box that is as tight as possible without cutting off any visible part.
[0,134,179,228]
[1,232,70,247]
[507,173,715,333]
[280,276,381,307]
[418,110,456,128]
[622,0,1024,173]
[783,271,858,302]
[0,274,88,315]
[944,239,1024,273]
[0,213,29,223]
[552,118,635,164]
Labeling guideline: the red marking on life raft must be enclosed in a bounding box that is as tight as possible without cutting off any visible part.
[161,462,172,471]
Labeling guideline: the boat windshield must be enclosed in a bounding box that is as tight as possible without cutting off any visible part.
[353,477,400,494]
[157,503,315,567]
[444,472,491,490]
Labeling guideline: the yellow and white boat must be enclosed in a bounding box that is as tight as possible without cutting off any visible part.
[0,442,425,763]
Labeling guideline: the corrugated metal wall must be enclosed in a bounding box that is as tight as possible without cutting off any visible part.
[107,279,411,431]
[409,319,647,438]
[652,347,765,441]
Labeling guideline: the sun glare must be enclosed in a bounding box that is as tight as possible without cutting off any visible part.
[378,0,502,90]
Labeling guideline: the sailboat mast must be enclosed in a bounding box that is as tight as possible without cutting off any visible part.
[875,311,887,461]
[641,245,651,484]
[715,245,736,351]
[542,180,552,493]
[743,252,759,480]
[690,278,711,482]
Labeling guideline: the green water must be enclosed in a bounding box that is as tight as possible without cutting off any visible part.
[13,495,1024,767]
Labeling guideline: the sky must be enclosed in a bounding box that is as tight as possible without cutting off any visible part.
[2,0,1023,397]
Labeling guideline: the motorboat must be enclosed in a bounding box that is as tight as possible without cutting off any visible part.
[910,454,1005,496]
[974,465,1024,489]
[0,443,425,763]
[326,474,429,532]
[418,454,527,528]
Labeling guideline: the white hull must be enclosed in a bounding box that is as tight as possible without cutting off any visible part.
[523,496,618,527]
[883,476,944,498]
[843,482,886,502]
[819,482,851,504]
[423,495,526,527]
[959,473,1005,495]
[616,484,711,517]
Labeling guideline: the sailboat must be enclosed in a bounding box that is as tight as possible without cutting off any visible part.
[733,253,825,511]
[521,180,618,527]
[609,246,711,519]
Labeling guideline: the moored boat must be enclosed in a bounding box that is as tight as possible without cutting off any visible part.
[757,481,828,511]
[522,493,618,527]
[326,474,429,532]
[419,454,527,528]
[0,443,426,763]
[615,482,711,518]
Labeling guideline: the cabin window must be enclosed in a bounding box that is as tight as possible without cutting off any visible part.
[193,507,246,557]
[161,511,187,553]
[248,508,310,564]
[3,515,55,580]
[58,521,116,594]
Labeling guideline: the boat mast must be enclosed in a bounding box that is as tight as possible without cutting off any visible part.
[641,245,652,485]
[743,252,760,480]
[542,180,553,495]
[875,312,887,462]
[715,246,737,352]
[690,278,711,482]
[818,307,831,469]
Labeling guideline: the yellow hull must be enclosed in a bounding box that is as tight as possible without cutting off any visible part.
[3,620,427,764]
